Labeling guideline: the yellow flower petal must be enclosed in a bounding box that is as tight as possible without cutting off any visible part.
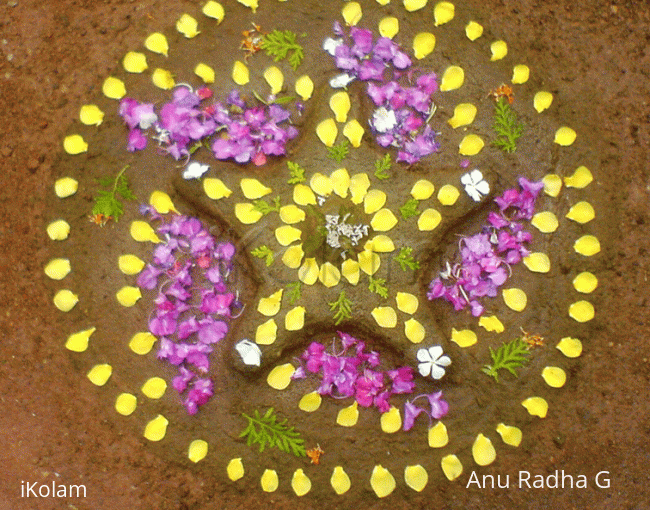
[331,168,350,198]
[261,469,279,492]
[293,184,317,205]
[255,318,278,345]
[472,433,496,466]
[459,134,484,156]
[298,391,322,412]
[227,458,244,481]
[285,306,306,331]
[434,1,455,26]
[282,244,304,269]
[566,201,595,224]
[380,406,402,433]
[295,75,314,101]
[371,208,398,232]
[292,469,311,496]
[234,203,263,224]
[275,225,302,246]
[44,258,71,280]
[53,289,79,312]
[511,64,530,84]
[502,288,527,311]
[403,0,427,11]
[115,393,137,416]
[130,220,161,243]
[237,0,258,12]
[123,51,148,73]
[451,327,477,347]
[240,178,272,199]
[418,208,442,231]
[438,184,460,205]
[521,397,548,418]
[116,286,142,307]
[342,1,362,25]
[496,423,522,447]
[310,172,334,197]
[441,454,463,481]
[365,234,394,252]
[319,262,341,287]
[396,292,418,314]
[534,91,553,113]
[141,377,167,399]
[336,401,359,427]
[371,306,397,328]
[188,439,208,463]
[258,289,283,316]
[404,318,425,343]
[341,259,360,285]
[316,118,338,147]
[264,66,284,95]
[349,173,370,204]
[331,466,351,495]
[440,65,464,91]
[448,103,477,128]
[144,33,169,56]
[574,235,601,256]
[564,166,593,188]
[569,300,595,322]
[410,179,435,200]
[202,1,225,22]
[144,414,168,441]
[299,258,319,285]
[118,254,146,275]
[490,40,508,61]
[87,364,112,386]
[428,421,448,448]
[65,327,95,352]
[47,219,70,241]
[358,249,380,275]
[129,332,157,355]
[478,315,504,333]
[363,189,387,214]
[404,465,428,492]
[542,366,567,388]
[195,62,215,83]
[203,178,232,200]
[102,77,126,99]
[149,190,178,214]
[232,61,249,85]
[330,92,351,123]
[370,465,396,498]
[554,126,577,146]
[176,13,199,38]
[79,105,104,126]
[63,134,88,155]
[523,252,551,273]
[573,271,598,293]
[465,21,483,41]
[556,337,582,358]
[378,16,399,38]
[343,119,364,148]
[413,32,435,59]
[267,363,295,390]
[542,173,562,197]
[152,68,175,90]
[279,205,305,224]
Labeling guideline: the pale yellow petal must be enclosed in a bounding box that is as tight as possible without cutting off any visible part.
[534,91,553,113]
[441,454,463,481]
[542,366,567,388]
[396,292,418,314]
[202,1,225,22]
[448,103,477,128]
[521,397,548,418]
[342,1,362,25]
[65,327,95,352]
[404,465,428,492]
[343,119,364,148]
[364,190,387,214]
[316,118,338,147]
[267,363,295,390]
[542,173,562,197]
[237,0,258,12]
[227,458,244,481]
[232,61,249,85]
[53,289,79,312]
[503,288,527,311]
[411,179,435,200]
[240,178,271,199]
[129,332,157,355]
[264,66,284,95]
[63,134,87,155]
[365,234,394,252]
[511,64,530,84]
[176,13,200,38]
[478,315,504,333]
[341,259,360,285]
[79,105,104,126]
[295,75,314,101]
[87,364,112,386]
[331,168,350,198]
[490,40,508,61]
[380,406,402,433]
[370,465,396,498]
[144,415,168,441]
[459,134,484,156]
[115,393,137,416]
[123,51,148,73]
[371,208,398,232]
[149,190,178,214]
[298,258,319,285]
[496,423,522,447]
[310,172,333,197]
[319,262,341,288]
[282,243,304,269]
[418,208,442,231]
[569,300,594,322]
[188,440,208,463]
[298,391,322,412]
[116,286,142,307]
[130,220,161,243]
[434,1,455,26]
[472,433,496,466]
[141,377,167,399]
[291,469,311,496]
[403,0,427,11]
[47,219,70,241]
[465,21,483,41]
[358,249,380,275]
[261,469,279,492]
[428,421,448,448]
[556,337,582,358]
[293,184,317,205]
[573,272,598,293]
[451,327,477,347]
[372,306,397,328]
[279,205,305,224]
[554,126,577,146]
[275,225,302,246]
[234,203,263,224]
[258,289,283,316]
[336,401,359,427]
[574,235,600,256]
[144,33,169,56]
[118,254,145,275]
[152,68,175,90]
[203,178,232,199]
[413,32,435,59]
[523,252,551,273]
[566,201,595,224]
[331,466,351,494]
[349,173,370,204]
[404,318,425,343]
[438,184,460,205]
[564,166,593,188]
[378,16,399,38]
[195,62,215,83]
[102,77,126,99]
[44,258,71,280]
[440,65,464,91]
[255,319,278,345]
[330,92,351,123]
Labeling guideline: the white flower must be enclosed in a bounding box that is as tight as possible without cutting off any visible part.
[235,339,262,367]
[138,112,158,130]
[322,37,343,56]
[417,345,451,379]
[371,106,397,133]
[461,169,490,202]
[329,73,356,89]
[183,161,210,180]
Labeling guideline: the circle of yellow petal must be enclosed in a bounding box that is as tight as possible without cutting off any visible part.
[203,178,232,200]
[441,454,463,481]
[150,190,178,214]
[310,173,333,197]
[349,173,370,204]
[123,51,148,73]
[342,1,362,25]
[380,406,402,433]
[87,364,112,386]
[316,118,338,147]
[292,469,311,496]
[341,259,360,285]
[371,209,398,232]
[396,292,418,314]
[279,205,305,224]
[282,244,304,269]
[44,258,71,280]
[448,103,477,129]
[55,176,79,198]
[47,220,70,241]
[337,401,359,427]
[144,415,168,442]
[264,66,284,95]
[569,300,594,322]
[188,439,208,463]
[478,315,505,333]
[299,258,319,285]
[176,13,199,38]
[331,466,351,495]
[267,363,295,390]
[404,465,428,492]
[298,391,322,412]
[472,433,496,466]
[434,1,455,25]
[465,20,483,40]
[522,397,548,418]
[232,61,249,85]
[358,250,380,275]
[363,189,387,214]
[202,1,224,21]
[285,306,306,331]
[241,178,272,199]
[115,393,137,416]
[573,272,598,294]
[542,366,567,388]
[144,32,169,56]
[534,91,553,113]
[330,168,350,198]
[564,166,593,188]
[79,105,104,126]
[275,225,302,247]
[261,469,278,492]
[512,64,530,84]
[379,16,399,38]
[438,184,460,205]
[102,76,126,99]
[53,289,78,312]
[372,306,397,328]
[555,126,577,146]
[194,63,215,83]
[413,32,435,59]
[502,288,527,311]
[440,65,464,91]
[343,119,364,148]
[257,289,283,316]
[63,134,88,155]
[459,134,484,156]
[574,235,600,256]
[141,377,167,399]
[542,173,562,197]
[295,75,314,101]
[255,319,278,345]
[451,327,477,347]
[405,318,425,343]
[428,421,448,448]
[490,40,508,61]
[130,221,160,243]
[227,458,244,481]
[116,286,142,307]
[329,92,351,123]
[371,465,396,498]
[556,337,582,358]
[566,201,595,224]
[418,208,442,231]
[319,262,341,288]
[404,0,427,11]
[65,327,95,352]
[152,68,175,90]
[293,184,317,206]
[234,203,263,224]
[410,179,435,200]
[129,332,157,355]
[523,252,551,273]
[496,423,522,447]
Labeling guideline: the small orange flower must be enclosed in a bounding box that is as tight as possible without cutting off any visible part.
[306,444,325,465]
[240,23,264,60]
[88,213,110,227]
[521,327,544,349]
[489,84,515,104]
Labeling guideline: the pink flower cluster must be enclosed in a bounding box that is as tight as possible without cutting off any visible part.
[137,206,240,414]
[427,177,544,316]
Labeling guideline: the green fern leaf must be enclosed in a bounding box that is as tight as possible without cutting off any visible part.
[240,408,306,457]
[481,337,531,382]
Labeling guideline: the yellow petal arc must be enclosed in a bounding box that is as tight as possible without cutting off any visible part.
[556,337,583,358]
[79,105,105,126]
[459,134,484,156]
[574,235,601,256]
[349,173,370,204]
[255,319,278,345]
[569,300,595,322]
[428,421,449,448]
[343,119,364,148]
[235,203,263,224]
[115,393,137,416]
[441,454,463,481]
[478,315,505,333]
[149,190,178,214]
[330,92,351,123]
[342,1,362,25]
[521,397,548,418]
[130,221,160,243]
[573,272,598,293]
[116,286,142,307]
[293,184,317,206]
[232,61,249,85]
[264,66,284,95]
[440,65,464,91]
[396,292,419,314]
[123,51,148,73]
[102,77,126,99]
[65,327,96,352]
[336,401,359,427]
[118,254,145,275]
[144,33,169,56]
[405,318,425,344]
[555,126,577,146]
[448,103,477,128]
[203,178,232,200]
[490,40,508,61]
[372,307,397,328]
[331,466,352,495]
[404,0,427,11]
[371,209,398,232]
[512,64,530,84]
[298,391,322,412]
[534,91,553,113]
[240,178,272,199]
[298,257,319,285]
[319,262,341,288]
[275,225,302,246]
[331,168,350,198]
[63,134,88,155]
[378,16,399,38]
[261,469,279,493]
[531,211,559,233]
[418,208,442,231]
[267,363,295,390]
[188,440,208,463]
[496,423,522,447]
[363,189,387,214]
[279,205,305,224]
[564,166,593,188]
[413,32,435,59]
[129,332,157,355]
[503,288,527,311]
[380,406,402,433]
[434,1,455,26]
[316,118,338,147]
[404,465,428,492]
[472,433,496,466]
[358,250,381,275]
[411,179,435,200]
[523,252,551,273]
[370,465,396,498]
[295,75,314,101]
[144,415,169,442]
[542,366,567,388]
[451,328,477,347]
[87,364,112,386]
[141,377,167,399]
[44,258,71,280]
[47,220,70,241]
[282,244,304,269]
[202,1,225,22]
[566,201,595,224]
[257,289,283,316]
[438,184,460,205]
[341,259,360,285]
[285,306,306,331]
[465,21,483,41]
[195,63,215,83]
[542,173,562,197]
[176,13,200,38]
[292,469,311,497]
[53,289,79,312]
[227,458,244,481]
[310,173,334,197]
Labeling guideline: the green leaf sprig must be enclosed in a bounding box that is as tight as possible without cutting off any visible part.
[286,281,302,305]
[492,97,524,153]
[260,30,305,71]
[251,245,274,266]
[287,161,306,184]
[399,198,420,220]
[240,408,306,457]
[368,276,388,298]
[394,247,420,271]
[374,153,392,180]
[482,337,531,382]
[327,140,350,163]
[253,196,281,216]
[329,290,352,325]
[91,165,136,222]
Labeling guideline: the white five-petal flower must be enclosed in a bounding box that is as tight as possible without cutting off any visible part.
[235,339,262,367]
[329,73,356,89]
[183,161,210,180]
[417,345,451,379]
[371,107,398,133]
[461,169,490,202]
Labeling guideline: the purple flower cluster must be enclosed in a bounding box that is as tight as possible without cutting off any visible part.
[137,207,240,414]
[427,177,544,317]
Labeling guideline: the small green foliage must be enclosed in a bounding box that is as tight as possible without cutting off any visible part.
[91,165,136,222]
[399,198,420,220]
[374,153,392,180]
[327,140,350,163]
[394,247,420,271]
[492,97,524,153]
[260,29,305,71]
[287,161,306,184]
[329,290,353,325]
[239,408,306,457]
[482,337,531,382]
[253,196,281,216]
[368,276,388,298]
[286,281,302,305]
[253,90,296,105]
[251,245,274,267]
